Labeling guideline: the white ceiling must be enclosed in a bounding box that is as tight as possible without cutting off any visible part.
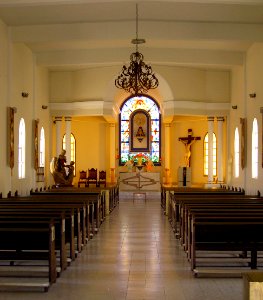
[1,0,263,71]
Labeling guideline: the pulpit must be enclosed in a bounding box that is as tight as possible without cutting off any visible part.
[178,167,191,187]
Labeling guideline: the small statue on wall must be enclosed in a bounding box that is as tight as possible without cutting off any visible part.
[50,149,74,186]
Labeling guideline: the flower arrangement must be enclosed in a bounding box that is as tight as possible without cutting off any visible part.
[131,153,149,165]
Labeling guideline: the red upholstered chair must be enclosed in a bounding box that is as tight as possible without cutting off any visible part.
[86,168,98,187]
[98,170,106,187]
[78,170,87,187]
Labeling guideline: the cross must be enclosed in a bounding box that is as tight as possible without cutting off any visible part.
[178,129,201,167]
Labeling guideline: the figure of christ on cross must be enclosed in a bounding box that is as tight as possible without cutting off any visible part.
[178,129,201,167]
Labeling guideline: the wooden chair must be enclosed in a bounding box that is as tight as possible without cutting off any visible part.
[98,170,106,187]
[86,168,97,187]
[78,170,87,187]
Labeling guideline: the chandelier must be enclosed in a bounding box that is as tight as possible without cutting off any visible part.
[115,4,159,95]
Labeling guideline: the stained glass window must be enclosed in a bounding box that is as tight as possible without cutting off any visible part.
[119,95,161,165]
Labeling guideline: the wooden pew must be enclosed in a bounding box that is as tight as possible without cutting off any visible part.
[0,200,83,256]
[30,189,101,237]
[164,189,263,276]
[190,217,263,273]
[177,199,263,274]
[0,218,56,290]
[0,206,72,270]
[170,193,260,240]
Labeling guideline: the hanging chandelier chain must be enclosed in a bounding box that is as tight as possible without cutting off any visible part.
[135,3,138,52]
[115,3,159,95]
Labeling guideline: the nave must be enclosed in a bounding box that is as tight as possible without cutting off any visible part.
[2,194,242,300]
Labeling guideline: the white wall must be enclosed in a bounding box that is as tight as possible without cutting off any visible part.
[0,20,10,197]
[50,65,230,105]
[229,44,263,196]
[245,43,263,195]
[0,35,51,196]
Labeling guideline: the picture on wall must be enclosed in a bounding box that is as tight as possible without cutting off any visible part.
[130,109,150,152]
[34,119,39,171]
[240,118,246,170]
[8,107,15,172]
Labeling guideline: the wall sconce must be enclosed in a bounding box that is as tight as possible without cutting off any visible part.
[42,105,48,109]
[21,92,29,98]
[232,105,237,109]
[249,93,256,98]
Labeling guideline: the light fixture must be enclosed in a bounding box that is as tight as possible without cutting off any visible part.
[232,105,237,109]
[21,92,29,98]
[249,93,256,98]
[42,105,48,109]
[115,4,158,95]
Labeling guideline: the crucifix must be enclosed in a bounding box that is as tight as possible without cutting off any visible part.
[178,129,201,167]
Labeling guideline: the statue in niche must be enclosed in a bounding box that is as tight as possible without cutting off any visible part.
[134,114,146,143]
[50,149,74,186]
[136,126,145,142]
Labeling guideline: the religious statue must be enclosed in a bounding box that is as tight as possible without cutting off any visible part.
[50,149,75,186]
[135,126,145,143]
[178,129,201,167]
[181,139,196,167]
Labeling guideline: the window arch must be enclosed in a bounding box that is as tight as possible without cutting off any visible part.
[62,133,76,176]
[203,132,217,176]
[252,118,258,179]
[119,95,161,164]
[18,118,26,179]
[39,127,45,168]
[234,127,239,178]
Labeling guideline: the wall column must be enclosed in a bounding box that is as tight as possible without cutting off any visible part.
[55,116,62,157]
[207,116,214,184]
[109,123,116,183]
[65,116,72,163]
[164,123,171,184]
[217,116,224,183]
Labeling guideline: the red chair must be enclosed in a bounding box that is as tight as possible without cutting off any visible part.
[78,170,87,187]
[98,170,106,187]
[86,168,97,187]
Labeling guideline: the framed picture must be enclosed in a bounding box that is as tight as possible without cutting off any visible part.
[8,107,15,172]
[240,118,246,170]
[34,119,39,171]
[130,109,150,152]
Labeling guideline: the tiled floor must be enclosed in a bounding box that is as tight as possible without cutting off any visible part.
[1,193,243,300]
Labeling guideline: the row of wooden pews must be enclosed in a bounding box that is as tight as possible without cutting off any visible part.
[162,186,263,277]
[0,184,119,292]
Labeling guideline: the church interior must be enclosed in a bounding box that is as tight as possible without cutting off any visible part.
[0,0,263,298]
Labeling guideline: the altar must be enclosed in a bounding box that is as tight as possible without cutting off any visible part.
[119,172,161,191]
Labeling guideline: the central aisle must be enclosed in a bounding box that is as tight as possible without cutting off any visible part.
[3,195,243,300]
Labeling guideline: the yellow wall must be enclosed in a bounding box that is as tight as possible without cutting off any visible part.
[170,116,227,185]
[52,116,110,186]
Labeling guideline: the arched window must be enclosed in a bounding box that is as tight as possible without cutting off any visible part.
[203,132,217,176]
[62,133,76,176]
[39,127,45,167]
[252,118,258,179]
[234,127,239,178]
[119,95,161,164]
[18,118,26,179]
